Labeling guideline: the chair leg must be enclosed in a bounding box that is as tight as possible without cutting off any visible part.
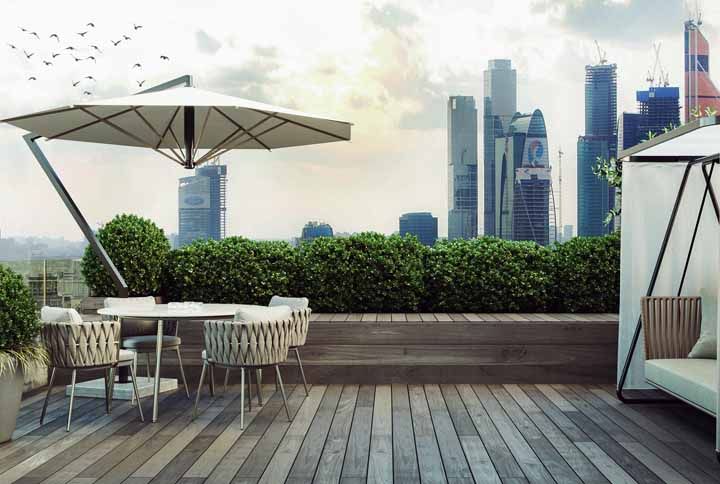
[66,369,77,432]
[275,365,291,421]
[247,369,253,412]
[223,368,230,393]
[130,353,137,406]
[256,369,263,406]
[240,367,245,430]
[208,364,215,397]
[103,369,110,414]
[40,367,56,425]
[146,353,152,378]
[129,363,144,422]
[293,347,309,397]
[193,361,207,419]
[107,367,115,413]
[175,348,190,399]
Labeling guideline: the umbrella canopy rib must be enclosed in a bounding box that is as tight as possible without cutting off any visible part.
[155,106,181,150]
[3,106,81,123]
[211,107,271,151]
[202,119,289,163]
[47,107,136,140]
[193,107,213,162]
[131,107,186,163]
[249,108,350,141]
[195,112,278,165]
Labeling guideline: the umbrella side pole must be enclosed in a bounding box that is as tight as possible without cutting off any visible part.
[22,133,129,298]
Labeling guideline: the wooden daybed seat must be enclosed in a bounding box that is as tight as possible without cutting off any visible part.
[641,296,719,461]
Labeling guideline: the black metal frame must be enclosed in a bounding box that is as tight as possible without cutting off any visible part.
[23,75,194,297]
[616,153,720,404]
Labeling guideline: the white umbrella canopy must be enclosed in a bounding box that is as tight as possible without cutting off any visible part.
[2,79,352,168]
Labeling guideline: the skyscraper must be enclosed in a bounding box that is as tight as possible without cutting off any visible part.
[483,59,517,236]
[447,96,478,240]
[399,212,438,246]
[684,18,720,121]
[300,221,333,243]
[620,86,680,150]
[577,62,617,237]
[178,163,227,247]
[494,109,552,246]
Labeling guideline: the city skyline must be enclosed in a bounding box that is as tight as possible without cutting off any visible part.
[0,1,715,241]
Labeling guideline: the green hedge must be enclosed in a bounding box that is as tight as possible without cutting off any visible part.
[424,238,554,312]
[297,233,426,312]
[162,237,300,305]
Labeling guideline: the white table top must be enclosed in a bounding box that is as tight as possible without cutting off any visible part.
[97,303,242,320]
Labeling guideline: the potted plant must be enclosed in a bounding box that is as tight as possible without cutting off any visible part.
[0,264,47,442]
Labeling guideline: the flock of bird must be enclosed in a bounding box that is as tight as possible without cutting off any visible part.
[8,22,172,96]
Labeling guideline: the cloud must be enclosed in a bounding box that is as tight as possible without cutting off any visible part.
[195,29,222,54]
[205,47,281,103]
[533,0,686,43]
[253,45,278,58]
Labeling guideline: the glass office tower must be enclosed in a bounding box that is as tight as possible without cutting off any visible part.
[620,86,680,150]
[301,221,333,243]
[448,96,478,240]
[577,63,617,236]
[483,59,517,236]
[399,212,438,246]
[178,164,227,247]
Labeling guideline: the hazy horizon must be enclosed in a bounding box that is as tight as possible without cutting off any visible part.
[1,0,717,241]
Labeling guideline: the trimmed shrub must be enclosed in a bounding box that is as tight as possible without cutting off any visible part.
[0,264,46,375]
[550,232,621,312]
[81,214,170,297]
[298,233,427,312]
[424,237,554,312]
[162,237,300,305]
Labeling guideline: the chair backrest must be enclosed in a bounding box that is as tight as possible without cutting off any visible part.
[42,320,120,368]
[41,306,83,324]
[268,296,312,347]
[642,296,702,360]
[203,318,292,367]
[103,296,164,337]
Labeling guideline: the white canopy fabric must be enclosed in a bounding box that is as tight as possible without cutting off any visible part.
[2,85,352,167]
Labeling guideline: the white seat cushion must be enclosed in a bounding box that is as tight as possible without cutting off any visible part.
[41,306,83,323]
[118,349,136,362]
[269,296,309,310]
[104,296,156,309]
[645,359,718,415]
[202,349,207,360]
[234,304,292,322]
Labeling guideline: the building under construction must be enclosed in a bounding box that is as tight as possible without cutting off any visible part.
[620,87,681,150]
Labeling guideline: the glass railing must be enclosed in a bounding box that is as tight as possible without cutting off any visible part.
[1,259,89,310]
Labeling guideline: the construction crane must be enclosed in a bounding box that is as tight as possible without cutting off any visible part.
[594,40,607,65]
[647,42,671,87]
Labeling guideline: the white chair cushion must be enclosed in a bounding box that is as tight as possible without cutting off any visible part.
[269,296,309,310]
[104,296,156,309]
[41,306,83,323]
[234,304,292,322]
[202,349,207,360]
[118,349,136,362]
[645,358,718,415]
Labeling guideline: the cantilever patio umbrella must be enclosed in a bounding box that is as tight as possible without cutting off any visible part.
[2,75,352,295]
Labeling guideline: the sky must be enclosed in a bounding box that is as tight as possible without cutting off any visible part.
[1,0,718,242]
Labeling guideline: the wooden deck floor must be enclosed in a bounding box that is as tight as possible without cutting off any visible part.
[3,382,718,484]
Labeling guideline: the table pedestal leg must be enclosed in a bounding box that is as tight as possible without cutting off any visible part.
[118,317,130,383]
[152,319,164,422]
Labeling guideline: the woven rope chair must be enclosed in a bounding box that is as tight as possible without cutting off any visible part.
[641,296,702,360]
[40,320,144,431]
[194,318,293,429]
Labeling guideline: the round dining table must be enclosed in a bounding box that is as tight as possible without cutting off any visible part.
[98,303,242,422]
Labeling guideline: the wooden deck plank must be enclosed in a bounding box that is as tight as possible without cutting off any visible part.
[425,385,474,481]
[340,384,375,480]
[367,385,392,484]
[576,442,638,484]
[313,385,359,484]
[408,385,447,483]
[391,384,420,484]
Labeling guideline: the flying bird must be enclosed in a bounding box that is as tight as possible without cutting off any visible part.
[85,75,96,81]
[83,91,93,96]
[51,52,61,58]
[8,43,16,49]
[28,76,37,81]
[23,50,34,59]
[29,31,39,39]
[160,55,169,61]
[90,45,102,52]
[77,31,88,37]
[49,33,60,41]
[72,80,81,86]
[111,39,121,46]
[71,54,82,62]
[85,55,96,62]
[19,27,28,32]
[133,24,143,30]
[87,22,95,27]
[65,46,75,50]
[123,35,131,41]
[136,80,146,87]
[132,63,142,68]
[42,60,52,66]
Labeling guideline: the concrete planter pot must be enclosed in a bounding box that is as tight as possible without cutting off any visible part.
[0,367,24,443]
